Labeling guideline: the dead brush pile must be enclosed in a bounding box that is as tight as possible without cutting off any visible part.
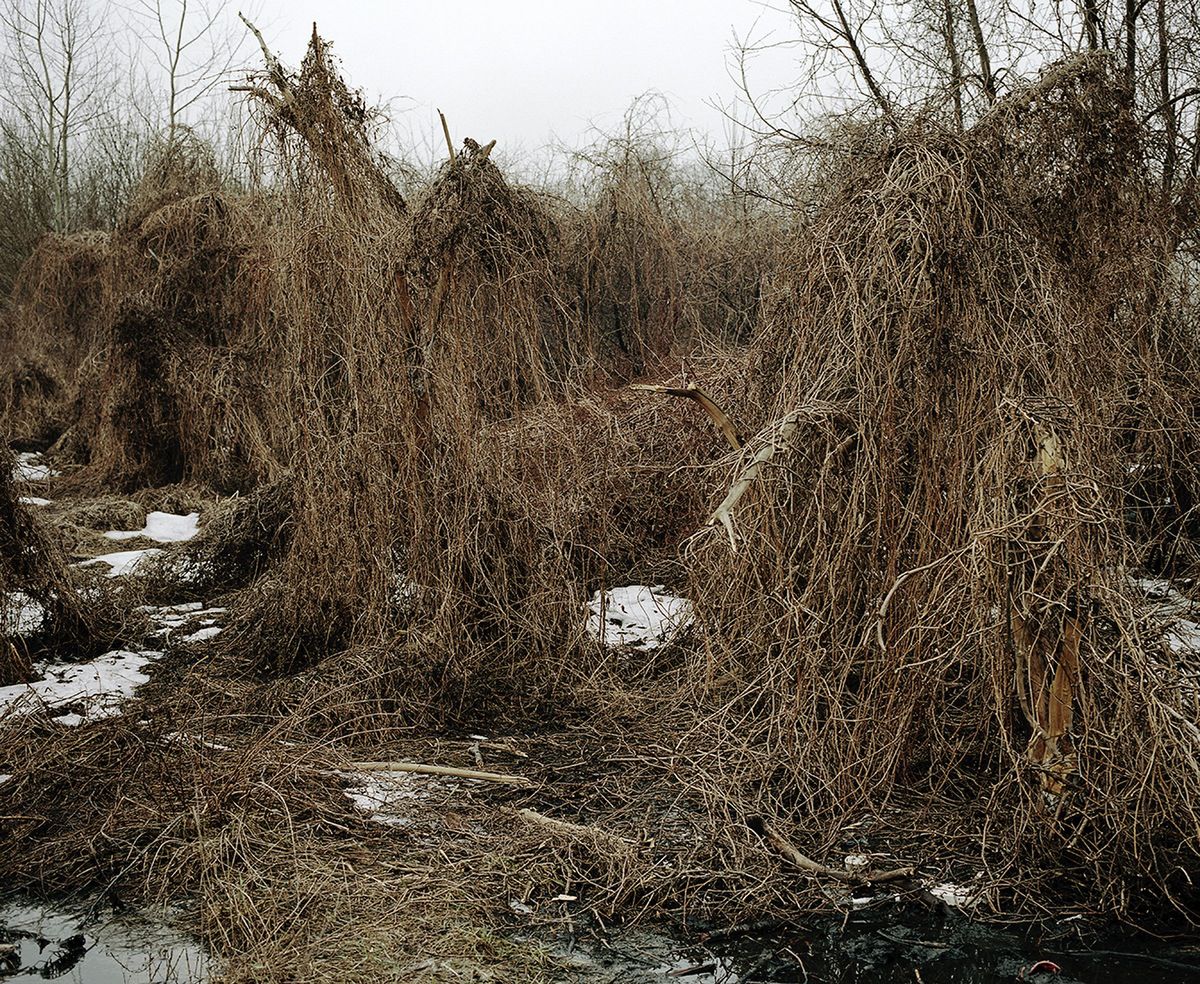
[0,449,123,674]
[0,131,286,492]
[0,231,110,447]
[682,54,1200,919]
[562,133,776,374]
[81,158,277,492]
[221,26,731,726]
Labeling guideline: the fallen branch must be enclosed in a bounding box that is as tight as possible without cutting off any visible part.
[699,410,804,551]
[517,807,634,848]
[761,821,914,885]
[630,383,742,450]
[350,761,531,786]
[978,51,1105,129]
[687,404,852,552]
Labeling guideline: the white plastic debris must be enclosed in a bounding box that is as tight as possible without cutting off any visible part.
[929,881,978,907]
[104,511,200,543]
[586,585,692,649]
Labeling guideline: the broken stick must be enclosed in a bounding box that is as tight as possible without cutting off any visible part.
[516,807,633,848]
[761,821,914,885]
[350,761,531,786]
[630,382,741,451]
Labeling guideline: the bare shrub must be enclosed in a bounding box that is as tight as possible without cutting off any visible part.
[683,55,1200,916]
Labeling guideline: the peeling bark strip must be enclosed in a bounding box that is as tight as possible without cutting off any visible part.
[629,382,742,450]
[1008,415,1084,807]
[692,404,847,552]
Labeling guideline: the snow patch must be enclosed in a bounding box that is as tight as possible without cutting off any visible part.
[1,592,46,637]
[104,511,200,544]
[1164,619,1200,656]
[12,452,58,482]
[18,496,52,507]
[586,585,692,649]
[342,769,452,826]
[78,548,164,577]
[0,650,158,724]
[139,604,228,642]
[1128,575,1197,617]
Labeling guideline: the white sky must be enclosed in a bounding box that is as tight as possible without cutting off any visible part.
[254,1,801,158]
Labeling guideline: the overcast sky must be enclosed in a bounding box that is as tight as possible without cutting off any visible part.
[253,1,800,158]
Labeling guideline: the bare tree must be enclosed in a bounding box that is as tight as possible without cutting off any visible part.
[126,0,250,132]
[0,0,112,230]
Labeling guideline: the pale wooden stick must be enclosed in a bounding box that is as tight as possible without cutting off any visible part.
[517,808,633,848]
[438,109,456,163]
[762,821,914,885]
[350,761,530,786]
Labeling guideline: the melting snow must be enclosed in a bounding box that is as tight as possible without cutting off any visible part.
[139,604,227,642]
[1128,576,1197,617]
[343,769,450,826]
[1165,620,1200,656]
[78,548,164,577]
[104,511,200,544]
[586,585,692,649]
[0,650,157,724]
[1,592,47,637]
[12,452,57,482]
[18,496,51,507]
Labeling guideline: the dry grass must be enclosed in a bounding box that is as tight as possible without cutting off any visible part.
[1,36,1199,984]
[0,447,129,659]
[683,55,1200,919]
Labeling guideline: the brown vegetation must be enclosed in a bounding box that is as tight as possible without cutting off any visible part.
[1,21,1200,984]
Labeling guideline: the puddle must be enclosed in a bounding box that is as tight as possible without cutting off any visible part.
[0,898,206,982]
[548,908,1200,983]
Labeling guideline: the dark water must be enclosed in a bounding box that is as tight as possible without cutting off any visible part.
[0,899,206,983]
[555,906,1200,983]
